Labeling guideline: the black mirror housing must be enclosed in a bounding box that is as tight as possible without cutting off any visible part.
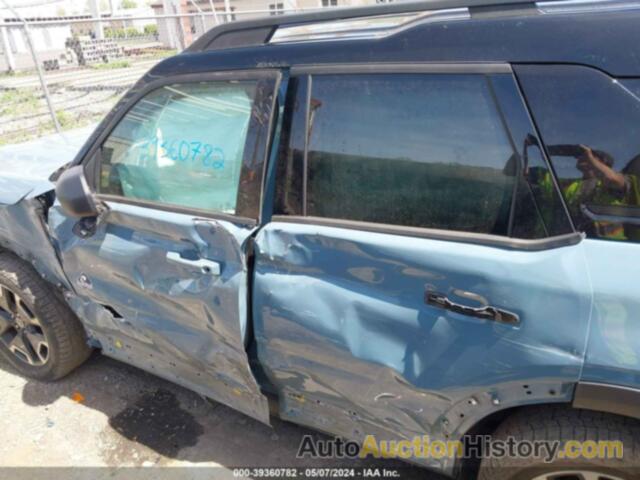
[55,165,100,218]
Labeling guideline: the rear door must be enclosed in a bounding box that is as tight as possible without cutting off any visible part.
[49,71,280,423]
[252,65,593,463]
[515,64,640,389]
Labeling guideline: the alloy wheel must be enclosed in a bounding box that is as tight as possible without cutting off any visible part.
[532,472,626,480]
[0,285,50,366]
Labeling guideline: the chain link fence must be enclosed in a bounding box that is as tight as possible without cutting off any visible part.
[0,5,340,146]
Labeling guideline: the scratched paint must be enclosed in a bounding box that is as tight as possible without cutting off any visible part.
[47,200,270,424]
[251,222,592,473]
[0,21,638,477]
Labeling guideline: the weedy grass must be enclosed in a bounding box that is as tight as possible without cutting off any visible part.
[0,87,41,117]
[89,60,132,70]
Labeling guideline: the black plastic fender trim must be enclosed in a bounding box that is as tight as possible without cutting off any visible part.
[573,382,640,420]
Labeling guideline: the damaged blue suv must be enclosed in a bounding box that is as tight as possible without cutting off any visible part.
[1,0,640,478]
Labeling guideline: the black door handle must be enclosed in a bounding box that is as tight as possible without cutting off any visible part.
[425,291,519,325]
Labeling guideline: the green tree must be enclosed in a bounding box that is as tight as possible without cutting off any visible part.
[143,24,158,35]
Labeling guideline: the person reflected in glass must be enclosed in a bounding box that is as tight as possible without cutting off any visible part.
[555,146,623,208]
[539,145,640,240]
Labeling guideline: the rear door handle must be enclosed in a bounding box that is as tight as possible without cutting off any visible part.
[166,252,221,276]
[425,291,519,325]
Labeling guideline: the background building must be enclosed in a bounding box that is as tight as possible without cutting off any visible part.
[0,0,387,70]
[0,0,388,145]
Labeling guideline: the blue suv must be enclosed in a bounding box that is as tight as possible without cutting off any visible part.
[0,1,639,478]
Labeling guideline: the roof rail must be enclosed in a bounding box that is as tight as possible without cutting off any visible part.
[186,0,561,52]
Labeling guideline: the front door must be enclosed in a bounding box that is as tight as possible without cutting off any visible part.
[49,71,280,423]
[251,66,593,467]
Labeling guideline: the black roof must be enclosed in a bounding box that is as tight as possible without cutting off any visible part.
[156,0,640,77]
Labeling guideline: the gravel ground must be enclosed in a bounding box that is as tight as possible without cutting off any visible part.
[0,352,447,480]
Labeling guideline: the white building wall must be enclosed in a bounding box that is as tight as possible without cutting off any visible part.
[3,23,70,54]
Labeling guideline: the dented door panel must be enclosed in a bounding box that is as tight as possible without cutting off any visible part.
[252,222,591,472]
[36,72,279,424]
[48,201,270,423]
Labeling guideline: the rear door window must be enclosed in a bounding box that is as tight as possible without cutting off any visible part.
[306,74,513,234]
[275,72,570,239]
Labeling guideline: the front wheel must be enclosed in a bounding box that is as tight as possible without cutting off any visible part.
[0,252,91,380]
[478,406,640,480]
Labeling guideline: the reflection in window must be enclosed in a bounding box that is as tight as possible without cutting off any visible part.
[274,77,306,216]
[269,3,284,15]
[519,65,640,243]
[99,81,258,215]
[305,74,518,234]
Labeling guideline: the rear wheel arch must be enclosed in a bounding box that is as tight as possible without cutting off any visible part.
[573,382,640,422]
[477,405,640,480]
[454,404,528,479]
[455,398,640,479]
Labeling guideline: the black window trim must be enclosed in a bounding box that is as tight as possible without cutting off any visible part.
[302,73,312,216]
[278,62,581,251]
[511,64,577,234]
[81,69,282,227]
[493,71,577,237]
[485,75,522,238]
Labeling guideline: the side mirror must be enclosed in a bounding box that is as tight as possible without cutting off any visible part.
[55,165,100,218]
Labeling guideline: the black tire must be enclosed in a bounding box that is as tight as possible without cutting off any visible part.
[0,251,91,380]
[478,405,640,480]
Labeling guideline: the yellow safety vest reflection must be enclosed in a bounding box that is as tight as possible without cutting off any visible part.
[541,173,640,241]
